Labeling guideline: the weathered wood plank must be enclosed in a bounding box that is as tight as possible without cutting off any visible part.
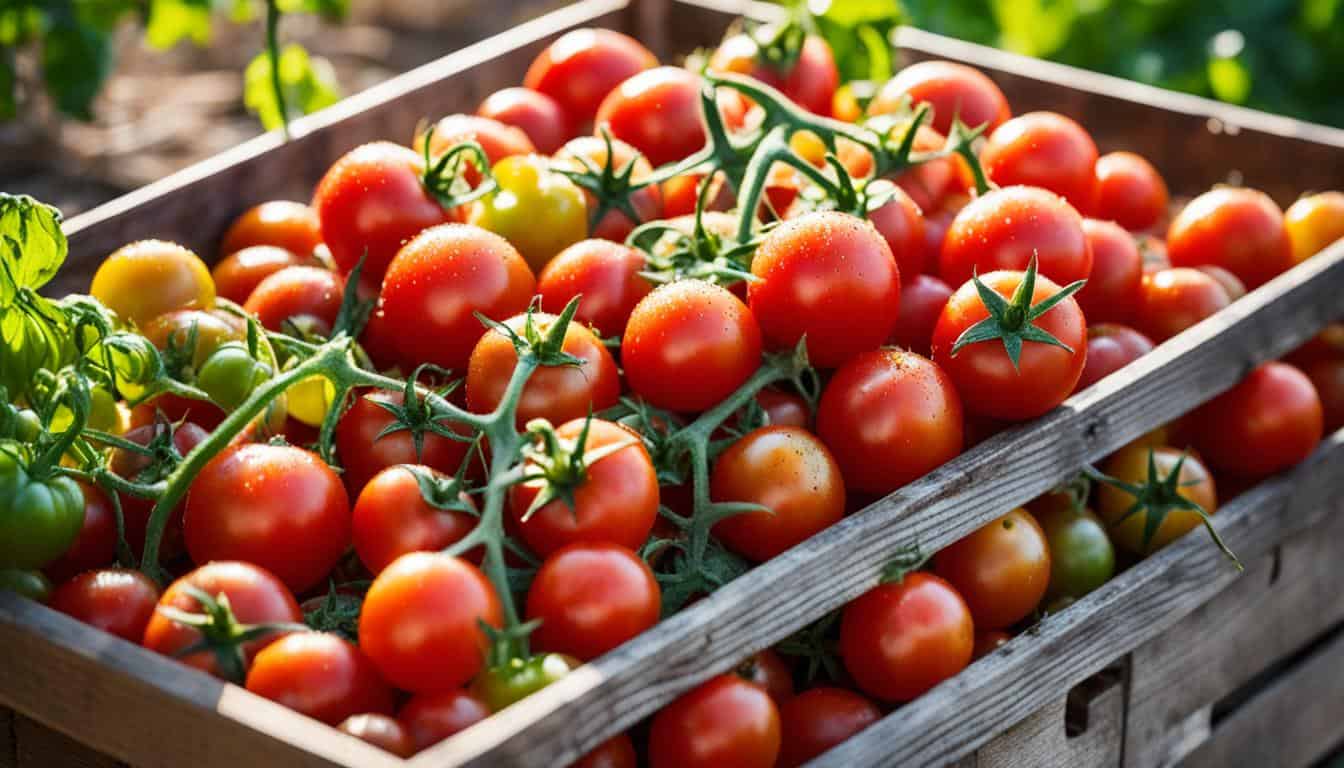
[971,673,1124,768]
[11,714,125,768]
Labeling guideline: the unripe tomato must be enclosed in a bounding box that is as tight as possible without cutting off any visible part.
[91,240,215,327]
[1032,505,1115,601]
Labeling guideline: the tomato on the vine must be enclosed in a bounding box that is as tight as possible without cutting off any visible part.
[419,113,537,182]
[110,420,209,561]
[1093,152,1169,232]
[1188,362,1323,480]
[709,30,839,116]
[1167,187,1293,290]
[220,200,323,259]
[648,674,782,768]
[335,389,473,496]
[242,265,343,334]
[981,112,1099,213]
[477,87,571,155]
[537,239,651,338]
[90,240,215,327]
[524,28,658,128]
[246,632,394,726]
[553,135,664,242]
[526,542,660,660]
[50,568,160,642]
[352,465,478,575]
[870,60,1011,136]
[596,66,723,167]
[43,481,115,582]
[1096,444,1218,555]
[469,154,588,272]
[777,687,880,768]
[939,186,1092,289]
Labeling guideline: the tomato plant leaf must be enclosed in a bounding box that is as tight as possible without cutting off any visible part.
[0,194,67,304]
[278,0,349,22]
[144,0,213,50]
[41,5,116,120]
[243,42,340,130]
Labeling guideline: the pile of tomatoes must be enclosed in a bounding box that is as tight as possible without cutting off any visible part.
[5,16,1344,768]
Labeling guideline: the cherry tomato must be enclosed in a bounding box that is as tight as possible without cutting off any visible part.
[1167,187,1293,290]
[50,568,160,642]
[934,508,1050,629]
[1188,362,1323,480]
[246,633,395,726]
[1286,191,1344,263]
[984,112,1098,211]
[399,689,491,752]
[870,60,1010,135]
[867,184,927,278]
[1075,323,1154,391]
[892,126,973,214]
[359,552,502,692]
[470,653,578,711]
[754,388,810,429]
[839,572,974,702]
[1093,152,1169,232]
[210,246,306,304]
[140,309,240,373]
[537,239,651,337]
[973,630,1011,659]
[184,443,351,594]
[110,421,209,562]
[648,674,782,768]
[416,113,537,190]
[1032,505,1115,601]
[526,543,659,660]
[889,274,953,356]
[43,482,116,583]
[337,713,414,758]
[623,280,763,413]
[1077,218,1142,324]
[596,66,711,166]
[553,136,664,242]
[737,649,794,705]
[1299,355,1344,432]
[91,240,215,327]
[477,87,571,155]
[777,687,880,768]
[335,389,472,496]
[571,734,638,768]
[1134,267,1232,342]
[221,200,323,258]
[469,154,587,272]
[524,28,658,128]
[242,265,343,334]
[939,186,1092,288]
[709,31,839,115]
[352,466,478,575]
[1097,444,1218,555]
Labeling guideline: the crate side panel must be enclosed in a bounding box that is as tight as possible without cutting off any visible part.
[973,678,1124,768]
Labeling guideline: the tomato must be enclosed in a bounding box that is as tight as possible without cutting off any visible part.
[737,649,793,705]
[399,689,491,751]
[709,31,839,115]
[337,714,414,758]
[939,186,1092,289]
[526,543,658,660]
[537,239,651,337]
[553,136,664,242]
[524,28,658,128]
[184,443,351,594]
[981,112,1099,213]
[335,389,473,496]
[359,552,502,692]
[777,687,880,768]
[1299,355,1344,432]
[754,388,810,429]
[209,246,303,304]
[221,200,323,258]
[195,342,272,413]
[1075,323,1154,392]
[1032,505,1115,601]
[892,126,973,214]
[41,482,113,584]
[466,311,620,426]
[509,418,659,557]
[934,508,1050,629]
[867,184,927,278]
[1093,152,1169,232]
[919,203,957,271]
[421,112,536,169]
[1167,187,1293,290]
[1188,362,1323,480]
[572,734,638,768]
[972,630,1011,659]
[595,66,711,166]
[50,569,160,642]
[380,223,536,371]
[246,633,395,725]
[471,653,578,711]
[109,421,209,562]
[1134,267,1232,342]
[0,569,51,602]
[311,142,452,288]
[817,349,963,494]
[889,274,953,356]
[870,60,1010,136]
[91,240,215,327]
[241,265,342,334]
[1077,219,1142,324]
[469,154,587,272]
[709,426,844,562]
[1194,264,1247,302]
[352,465,478,575]
[1097,444,1218,555]
[623,280,763,413]
[648,674,781,768]
[477,87,571,155]
[1286,191,1344,263]
[839,572,973,702]
[142,562,301,678]
[142,309,243,370]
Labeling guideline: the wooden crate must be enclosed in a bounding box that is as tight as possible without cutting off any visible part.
[4,1,1344,767]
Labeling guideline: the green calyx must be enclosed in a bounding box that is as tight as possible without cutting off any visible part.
[878,542,930,585]
[775,610,843,684]
[419,131,497,211]
[162,584,309,684]
[949,254,1086,371]
[552,128,653,235]
[302,582,362,643]
[517,415,637,523]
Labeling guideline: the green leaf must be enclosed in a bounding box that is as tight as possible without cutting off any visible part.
[809,0,904,83]
[41,8,115,120]
[145,0,214,50]
[278,0,349,21]
[243,43,340,131]
[1207,54,1252,104]
[989,0,1078,58]
[0,194,67,304]
[0,297,69,400]
[0,6,41,45]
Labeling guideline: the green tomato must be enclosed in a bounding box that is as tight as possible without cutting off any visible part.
[0,450,85,570]
[469,154,587,273]
[197,342,272,411]
[1037,505,1116,601]
[0,568,53,602]
[469,653,579,712]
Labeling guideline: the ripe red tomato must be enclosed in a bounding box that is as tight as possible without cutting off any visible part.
[221,200,323,259]
[553,136,664,242]
[1077,218,1142,324]
[868,185,927,279]
[777,687,880,768]
[1195,265,1247,302]
[477,87,571,155]
[973,630,1011,659]
[1167,187,1293,289]
[142,562,301,678]
[939,186,1092,288]
[889,274,953,356]
[709,32,839,115]
[934,508,1051,629]
[817,349,963,494]
[51,569,160,642]
[571,734,638,768]
[537,239,651,337]
[43,482,116,583]
[1074,323,1154,391]
[595,66,713,166]
[737,649,794,705]
[1188,362,1323,480]
[418,114,536,177]
[1134,267,1232,342]
[710,426,845,562]
[1299,355,1344,432]
[981,112,1099,214]
[466,312,620,427]
[335,389,472,496]
[242,265,342,334]
[526,543,660,660]
[932,269,1088,421]
[337,714,415,758]
[360,552,502,692]
[509,418,659,557]
[246,633,395,726]
[1286,191,1344,263]
[1093,152,1169,232]
[648,674,782,768]
[399,689,491,751]
[379,223,536,371]
[524,28,658,128]
[839,572,974,702]
[870,60,1011,136]
[754,388,810,429]
[110,421,209,562]
[352,466,478,575]
[623,280,763,413]
[312,142,452,288]
[212,245,310,304]
[892,126,973,214]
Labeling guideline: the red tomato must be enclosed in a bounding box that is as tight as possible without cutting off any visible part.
[817,349,963,494]
[246,633,395,725]
[623,280,763,413]
[352,466,478,575]
[379,223,536,371]
[981,112,1099,213]
[110,421,209,562]
[737,649,794,705]
[1189,362,1323,480]
[509,418,659,557]
[889,274,953,356]
[1134,267,1232,342]
[839,572,974,702]
[710,426,845,562]
[221,200,323,258]
[595,66,712,166]
[524,28,658,128]
[335,389,472,497]
[1077,219,1142,324]
[337,714,414,758]
[553,136,664,242]
[477,87,571,155]
[939,186,1092,288]
[868,185,928,279]
[973,630,1012,659]
[709,32,839,115]
[1167,187,1293,289]
[648,674,782,768]
[934,508,1051,629]
[777,687,880,768]
[212,245,309,304]
[466,312,620,426]
[1194,265,1247,302]
[892,126,973,214]
[526,543,660,660]
[360,552,502,692]
[43,482,116,583]
[870,60,1011,135]
[312,142,451,288]
[418,113,537,186]
[1094,152,1169,231]
[1075,323,1154,391]
[51,569,159,642]
[1299,355,1344,432]
[571,734,638,768]
[1286,191,1344,263]
[537,239,651,337]
[755,388,810,429]
[142,562,301,678]
[399,689,491,752]
[242,265,343,334]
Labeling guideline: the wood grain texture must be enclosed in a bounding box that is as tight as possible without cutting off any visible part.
[967,677,1124,768]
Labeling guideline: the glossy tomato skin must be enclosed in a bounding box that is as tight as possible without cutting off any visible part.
[571,734,638,768]
[335,390,472,497]
[91,240,215,327]
[596,66,710,166]
[648,674,782,768]
[417,113,537,190]
[1033,505,1115,601]
[710,426,845,562]
[337,714,414,758]
[221,201,323,258]
[889,274,953,356]
[709,33,839,115]
[212,246,310,304]
[738,649,794,705]
[537,239,651,337]
[526,543,660,660]
[111,422,209,562]
[43,482,116,583]
[524,28,658,128]
[1134,267,1231,342]
[777,687,880,768]
[839,572,974,703]
[466,312,620,427]
[1098,445,1218,555]
[243,265,343,334]
[399,689,491,752]
[973,630,1011,659]
[1188,362,1323,481]
[379,224,536,371]
[981,112,1099,213]
[1286,191,1344,263]
[1093,152,1169,232]
[1167,187,1293,290]
[50,568,160,642]
[352,466,478,575]
[870,60,1011,136]
[246,633,395,726]
[935,508,1051,629]
[1300,355,1344,432]
[817,349,963,494]
[553,136,664,242]
[477,87,571,155]
[469,154,588,273]
[754,388,810,429]
[623,280,763,413]
[1077,219,1142,324]
[932,269,1088,421]
[750,211,901,368]
[1074,323,1154,392]
[311,142,451,288]
[939,186,1092,289]
[509,418,659,557]
[868,185,928,279]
